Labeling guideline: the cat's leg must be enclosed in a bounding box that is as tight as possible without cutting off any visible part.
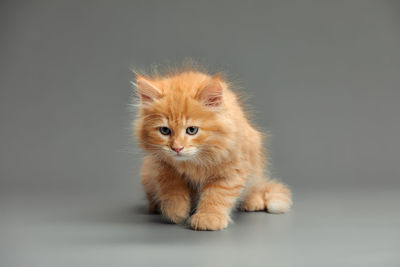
[141,157,160,213]
[240,182,266,211]
[156,164,191,224]
[190,174,245,231]
[241,179,292,213]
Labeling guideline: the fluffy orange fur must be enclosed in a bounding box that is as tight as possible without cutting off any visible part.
[134,67,292,230]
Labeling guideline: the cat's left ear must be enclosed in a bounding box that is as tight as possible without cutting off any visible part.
[135,75,162,103]
[197,74,223,107]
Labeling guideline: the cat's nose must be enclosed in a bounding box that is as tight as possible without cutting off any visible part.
[172,146,184,153]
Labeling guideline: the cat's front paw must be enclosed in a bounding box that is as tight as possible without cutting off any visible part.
[189,212,229,231]
[160,199,190,224]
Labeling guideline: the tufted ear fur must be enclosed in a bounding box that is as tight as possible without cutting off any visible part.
[197,74,223,107]
[135,75,162,103]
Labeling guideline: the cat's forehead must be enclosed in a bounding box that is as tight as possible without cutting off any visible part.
[159,115,199,127]
[148,92,212,119]
[157,100,207,123]
[145,97,215,128]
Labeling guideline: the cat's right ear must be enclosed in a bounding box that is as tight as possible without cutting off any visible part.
[135,75,162,103]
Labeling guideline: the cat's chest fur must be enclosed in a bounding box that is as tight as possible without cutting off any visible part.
[174,162,217,185]
[172,158,245,187]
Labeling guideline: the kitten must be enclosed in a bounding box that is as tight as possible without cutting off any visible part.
[134,67,292,230]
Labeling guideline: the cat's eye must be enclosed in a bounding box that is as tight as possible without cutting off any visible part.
[186,126,199,135]
[159,127,171,135]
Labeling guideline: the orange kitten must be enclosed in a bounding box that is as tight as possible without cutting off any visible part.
[134,67,292,230]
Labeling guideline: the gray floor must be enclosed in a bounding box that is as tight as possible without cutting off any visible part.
[2,187,400,267]
[1,1,400,266]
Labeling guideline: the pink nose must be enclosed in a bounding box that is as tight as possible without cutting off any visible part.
[172,147,184,153]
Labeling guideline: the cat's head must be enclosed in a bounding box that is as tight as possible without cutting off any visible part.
[134,71,234,165]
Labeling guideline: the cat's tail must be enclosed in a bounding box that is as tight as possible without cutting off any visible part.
[240,179,292,213]
[262,179,292,213]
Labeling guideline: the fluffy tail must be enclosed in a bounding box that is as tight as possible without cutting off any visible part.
[241,179,292,213]
[263,180,292,213]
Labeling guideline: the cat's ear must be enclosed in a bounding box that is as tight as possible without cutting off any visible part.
[197,74,223,107]
[135,75,162,103]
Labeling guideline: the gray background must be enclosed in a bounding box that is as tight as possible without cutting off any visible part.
[1,1,399,266]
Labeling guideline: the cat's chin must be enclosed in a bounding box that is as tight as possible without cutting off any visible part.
[171,155,192,161]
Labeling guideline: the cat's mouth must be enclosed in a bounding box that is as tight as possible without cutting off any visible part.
[166,148,197,161]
